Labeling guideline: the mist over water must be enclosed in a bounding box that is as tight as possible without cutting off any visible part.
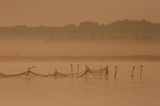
[0,38,160,56]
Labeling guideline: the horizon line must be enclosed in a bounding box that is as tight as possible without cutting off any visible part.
[0,19,159,27]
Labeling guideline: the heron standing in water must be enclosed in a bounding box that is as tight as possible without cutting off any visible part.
[81,65,90,78]
[105,65,109,80]
[114,66,118,80]
[53,69,58,78]
[131,66,135,80]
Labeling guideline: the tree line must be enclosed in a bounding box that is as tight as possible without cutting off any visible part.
[0,19,160,40]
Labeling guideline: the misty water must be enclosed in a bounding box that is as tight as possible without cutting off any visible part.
[0,61,160,106]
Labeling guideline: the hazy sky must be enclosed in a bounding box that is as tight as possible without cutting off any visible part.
[0,0,160,26]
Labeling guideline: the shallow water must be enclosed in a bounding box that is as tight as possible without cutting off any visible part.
[0,61,160,106]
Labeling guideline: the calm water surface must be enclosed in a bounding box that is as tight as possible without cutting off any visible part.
[0,61,160,106]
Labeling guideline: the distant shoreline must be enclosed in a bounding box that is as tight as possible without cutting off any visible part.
[0,20,160,40]
[0,56,160,62]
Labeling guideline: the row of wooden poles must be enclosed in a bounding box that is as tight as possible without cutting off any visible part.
[0,64,143,80]
[70,64,143,80]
